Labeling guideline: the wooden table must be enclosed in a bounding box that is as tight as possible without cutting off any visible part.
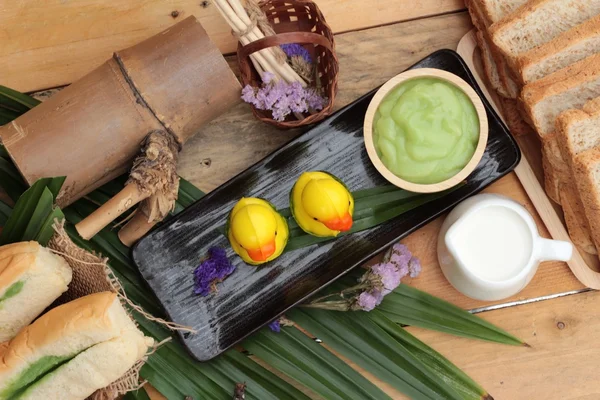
[3,1,599,399]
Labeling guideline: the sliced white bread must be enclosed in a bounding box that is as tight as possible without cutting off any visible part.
[556,97,600,166]
[473,0,528,26]
[500,97,534,137]
[0,241,72,342]
[521,53,600,138]
[466,0,506,96]
[18,330,151,400]
[542,148,561,204]
[490,0,600,72]
[470,0,528,98]
[0,292,142,400]
[516,15,600,85]
[572,148,600,252]
[560,183,597,255]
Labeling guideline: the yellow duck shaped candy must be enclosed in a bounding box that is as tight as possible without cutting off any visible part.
[227,198,289,265]
[290,171,354,237]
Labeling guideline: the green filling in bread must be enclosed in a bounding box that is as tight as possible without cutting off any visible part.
[0,281,24,306]
[2,354,75,400]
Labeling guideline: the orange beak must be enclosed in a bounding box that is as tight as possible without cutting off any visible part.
[246,240,276,262]
[323,213,353,232]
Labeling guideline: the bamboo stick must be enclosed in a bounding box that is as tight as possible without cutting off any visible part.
[214,0,307,85]
[75,184,149,240]
[118,210,157,247]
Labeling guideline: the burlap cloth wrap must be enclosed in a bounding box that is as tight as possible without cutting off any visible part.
[47,220,191,400]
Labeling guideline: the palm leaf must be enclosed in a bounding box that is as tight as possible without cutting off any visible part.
[0,200,11,226]
[0,84,41,110]
[0,177,65,246]
[123,388,151,400]
[370,312,491,400]
[0,156,28,202]
[288,308,465,400]
[379,284,525,346]
[245,327,391,400]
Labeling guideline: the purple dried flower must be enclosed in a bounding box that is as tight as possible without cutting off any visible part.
[357,290,383,312]
[408,256,422,278]
[240,74,327,122]
[268,320,281,333]
[193,247,236,297]
[280,43,312,63]
[371,262,402,295]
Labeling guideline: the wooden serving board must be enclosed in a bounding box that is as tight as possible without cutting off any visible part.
[456,30,600,289]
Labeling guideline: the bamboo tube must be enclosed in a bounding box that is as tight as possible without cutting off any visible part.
[76,184,149,240]
[0,17,240,207]
[118,210,157,247]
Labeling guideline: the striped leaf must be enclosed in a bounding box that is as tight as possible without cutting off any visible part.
[289,308,465,400]
[370,311,492,400]
[245,327,390,400]
[379,284,525,346]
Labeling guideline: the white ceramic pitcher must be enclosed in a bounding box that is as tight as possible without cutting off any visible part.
[437,194,573,301]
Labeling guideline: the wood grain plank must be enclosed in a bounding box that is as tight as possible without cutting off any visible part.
[178,11,475,192]
[0,0,465,92]
[405,289,600,400]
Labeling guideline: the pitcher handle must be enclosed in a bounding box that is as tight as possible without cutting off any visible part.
[538,238,573,262]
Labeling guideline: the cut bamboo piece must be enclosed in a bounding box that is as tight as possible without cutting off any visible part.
[118,210,158,247]
[76,184,149,240]
[0,16,241,207]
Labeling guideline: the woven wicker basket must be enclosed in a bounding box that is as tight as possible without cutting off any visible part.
[237,0,338,128]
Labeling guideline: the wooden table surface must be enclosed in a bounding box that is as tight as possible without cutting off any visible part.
[3,1,599,399]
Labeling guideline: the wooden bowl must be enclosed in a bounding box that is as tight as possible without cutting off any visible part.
[363,68,488,193]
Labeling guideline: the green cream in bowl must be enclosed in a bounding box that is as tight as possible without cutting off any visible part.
[364,69,488,193]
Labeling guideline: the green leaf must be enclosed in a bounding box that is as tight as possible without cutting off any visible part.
[0,156,27,202]
[0,85,41,110]
[21,187,54,241]
[0,200,11,226]
[289,308,464,400]
[136,316,310,400]
[378,284,525,346]
[245,327,390,400]
[0,177,64,245]
[123,388,151,400]
[35,207,65,246]
[371,311,491,400]
[0,108,20,122]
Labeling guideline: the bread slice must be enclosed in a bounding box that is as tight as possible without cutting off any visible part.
[473,0,528,26]
[572,147,600,251]
[560,183,597,255]
[18,330,151,400]
[0,292,141,399]
[521,53,600,138]
[500,97,534,136]
[470,0,528,98]
[516,15,600,85]
[556,97,600,166]
[542,148,561,203]
[0,242,72,342]
[466,0,506,96]
[490,0,600,71]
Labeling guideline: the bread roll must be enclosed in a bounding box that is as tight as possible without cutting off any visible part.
[0,241,72,342]
[18,330,152,400]
[0,292,147,400]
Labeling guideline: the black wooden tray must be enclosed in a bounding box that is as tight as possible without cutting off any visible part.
[132,49,521,361]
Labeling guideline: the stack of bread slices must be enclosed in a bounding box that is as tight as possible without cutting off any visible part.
[466,0,600,256]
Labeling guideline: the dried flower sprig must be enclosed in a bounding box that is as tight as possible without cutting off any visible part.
[242,72,327,121]
[302,243,420,312]
[193,247,236,296]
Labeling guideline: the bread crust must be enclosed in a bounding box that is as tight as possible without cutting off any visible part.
[516,15,600,85]
[521,53,600,137]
